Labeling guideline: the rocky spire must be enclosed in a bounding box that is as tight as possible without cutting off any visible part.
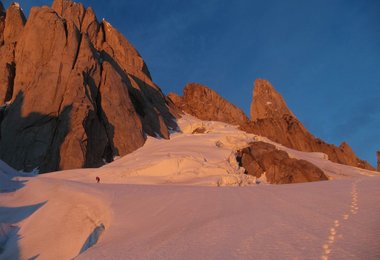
[250,79,295,121]
[0,1,179,173]
[248,79,374,171]
[3,2,26,43]
[377,151,380,172]
[52,0,86,30]
[101,18,152,80]
[169,77,375,171]
[0,2,26,104]
[0,1,6,48]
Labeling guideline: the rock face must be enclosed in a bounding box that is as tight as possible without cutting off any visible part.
[0,2,25,104]
[248,79,374,171]
[0,0,179,173]
[250,79,296,122]
[377,151,380,172]
[3,2,26,43]
[0,0,373,174]
[168,83,250,127]
[238,142,328,184]
[169,79,374,171]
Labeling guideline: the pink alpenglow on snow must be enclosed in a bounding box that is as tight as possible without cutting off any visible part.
[0,115,379,259]
[0,1,379,259]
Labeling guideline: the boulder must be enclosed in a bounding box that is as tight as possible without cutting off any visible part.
[238,142,328,184]
[169,79,374,171]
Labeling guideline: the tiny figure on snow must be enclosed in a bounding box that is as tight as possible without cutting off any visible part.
[96,176,100,183]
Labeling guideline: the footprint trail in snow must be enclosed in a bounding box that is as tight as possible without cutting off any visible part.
[321,179,361,260]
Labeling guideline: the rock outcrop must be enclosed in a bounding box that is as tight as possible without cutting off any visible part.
[238,142,328,184]
[0,0,374,174]
[0,0,179,173]
[3,2,25,43]
[248,79,374,170]
[250,79,296,122]
[168,83,250,127]
[377,151,380,172]
[0,2,25,104]
[169,79,374,171]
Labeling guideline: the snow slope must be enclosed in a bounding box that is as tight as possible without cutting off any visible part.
[0,115,379,259]
[46,115,259,186]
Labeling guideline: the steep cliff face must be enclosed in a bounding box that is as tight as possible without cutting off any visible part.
[0,2,25,104]
[0,0,373,173]
[248,79,374,170]
[0,0,179,173]
[250,79,296,122]
[168,83,250,127]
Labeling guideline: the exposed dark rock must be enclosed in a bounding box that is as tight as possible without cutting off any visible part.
[0,0,373,175]
[238,142,328,184]
[192,127,207,134]
[247,79,375,171]
[169,79,374,171]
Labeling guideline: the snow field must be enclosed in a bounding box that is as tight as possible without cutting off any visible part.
[0,115,379,259]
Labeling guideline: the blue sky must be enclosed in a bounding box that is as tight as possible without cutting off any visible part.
[3,0,380,166]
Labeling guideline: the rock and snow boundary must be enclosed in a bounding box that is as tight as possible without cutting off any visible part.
[0,115,379,259]
[44,114,259,186]
[46,114,378,185]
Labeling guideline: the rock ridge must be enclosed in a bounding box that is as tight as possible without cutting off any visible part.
[0,0,179,173]
[248,79,374,170]
[168,83,250,127]
[169,79,374,171]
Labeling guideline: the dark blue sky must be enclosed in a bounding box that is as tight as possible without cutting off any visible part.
[4,0,380,166]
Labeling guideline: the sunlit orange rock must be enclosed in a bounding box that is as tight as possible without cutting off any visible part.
[0,0,178,172]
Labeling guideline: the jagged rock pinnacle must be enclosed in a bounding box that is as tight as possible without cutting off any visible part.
[3,2,26,43]
[250,79,295,121]
[248,79,375,171]
[0,0,179,172]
